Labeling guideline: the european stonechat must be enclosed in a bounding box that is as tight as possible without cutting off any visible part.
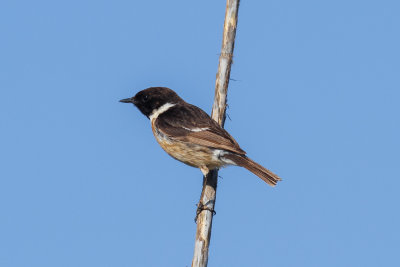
[120,87,281,186]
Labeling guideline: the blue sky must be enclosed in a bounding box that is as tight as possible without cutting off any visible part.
[1,0,399,266]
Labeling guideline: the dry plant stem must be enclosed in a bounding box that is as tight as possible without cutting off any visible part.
[192,1,240,267]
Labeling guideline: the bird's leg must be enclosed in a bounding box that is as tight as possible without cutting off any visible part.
[195,167,216,222]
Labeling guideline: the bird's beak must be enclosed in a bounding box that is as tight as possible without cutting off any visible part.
[120,97,134,104]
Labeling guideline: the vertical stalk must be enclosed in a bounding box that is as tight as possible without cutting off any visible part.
[191,1,240,266]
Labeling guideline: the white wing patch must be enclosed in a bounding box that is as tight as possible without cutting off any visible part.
[182,126,209,132]
[149,102,176,122]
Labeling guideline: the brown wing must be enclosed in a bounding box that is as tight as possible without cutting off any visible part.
[155,103,246,155]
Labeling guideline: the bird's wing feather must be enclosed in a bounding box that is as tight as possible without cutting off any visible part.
[155,104,246,155]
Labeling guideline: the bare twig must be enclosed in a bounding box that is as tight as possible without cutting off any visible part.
[191,1,240,266]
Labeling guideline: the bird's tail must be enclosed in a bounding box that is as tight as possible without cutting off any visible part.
[224,154,281,186]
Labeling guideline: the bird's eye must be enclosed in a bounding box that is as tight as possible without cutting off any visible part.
[142,95,148,102]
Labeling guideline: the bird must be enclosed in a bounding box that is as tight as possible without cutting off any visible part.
[120,87,281,186]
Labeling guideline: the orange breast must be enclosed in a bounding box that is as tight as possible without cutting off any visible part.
[151,120,223,169]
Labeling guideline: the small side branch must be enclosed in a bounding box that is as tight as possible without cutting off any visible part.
[191,1,240,267]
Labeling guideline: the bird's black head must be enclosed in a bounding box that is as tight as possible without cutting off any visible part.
[120,87,183,118]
